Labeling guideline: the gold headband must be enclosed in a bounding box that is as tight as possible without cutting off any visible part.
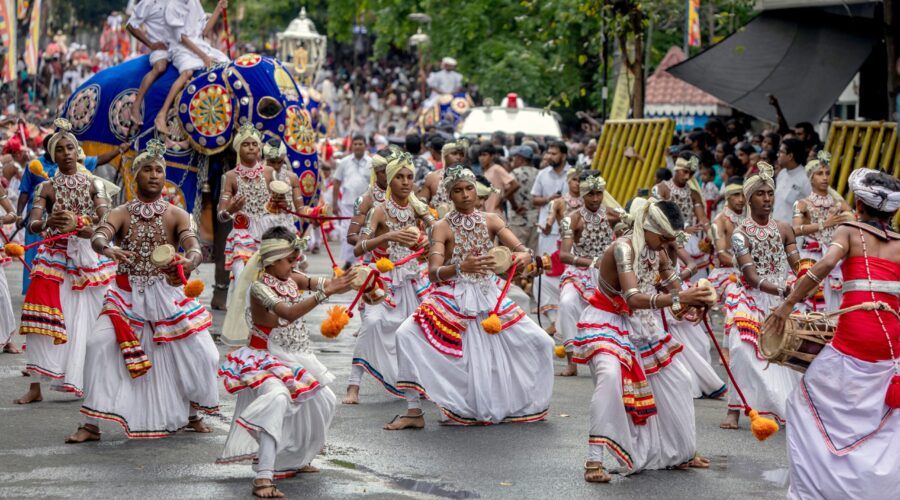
[233,123,262,154]
[579,174,606,194]
[722,183,743,197]
[674,156,699,173]
[743,161,775,201]
[133,139,167,172]
[48,118,78,159]
[259,236,304,267]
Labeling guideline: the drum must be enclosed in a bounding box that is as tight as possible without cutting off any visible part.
[489,246,512,274]
[436,203,453,219]
[759,312,835,373]
[150,244,177,267]
[402,226,420,248]
[347,265,372,290]
[269,180,290,195]
[57,211,80,232]
[797,258,817,275]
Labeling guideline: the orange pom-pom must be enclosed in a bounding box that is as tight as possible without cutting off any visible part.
[727,274,738,283]
[320,305,350,338]
[748,409,779,441]
[332,266,344,277]
[184,279,205,298]
[482,313,503,334]
[428,207,439,219]
[553,345,566,358]
[29,159,48,179]
[375,257,394,273]
[4,242,24,257]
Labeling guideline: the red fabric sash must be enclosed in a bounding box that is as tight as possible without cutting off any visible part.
[586,289,632,316]
[20,275,67,344]
[105,311,152,379]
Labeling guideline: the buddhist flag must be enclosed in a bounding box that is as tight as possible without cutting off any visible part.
[0,0,16,82]
[23,0,40,74]
[687,0,701,48]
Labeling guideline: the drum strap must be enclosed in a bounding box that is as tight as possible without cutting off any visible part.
[840,221,900,241]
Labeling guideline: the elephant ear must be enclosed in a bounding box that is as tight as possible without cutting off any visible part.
[176,67,236,155]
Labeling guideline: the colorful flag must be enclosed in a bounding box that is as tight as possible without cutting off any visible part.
[610,60,635,120]
[23,0,40,74]
[17,0,28,20]
[0,0,16,82]
[688,0,702,48]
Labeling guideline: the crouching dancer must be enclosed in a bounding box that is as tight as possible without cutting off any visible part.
[573,198,714,482]
[218,226,353,498]
[69,140,219,442]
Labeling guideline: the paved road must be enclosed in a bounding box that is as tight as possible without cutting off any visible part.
[0,255,791,499]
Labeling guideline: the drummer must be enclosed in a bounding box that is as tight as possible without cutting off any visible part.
[765,168,900,499]
[790,151,852,312]
[263,137,304,233]
[342,153,435,404]
[69,139,219,443]
[385,164,554,429]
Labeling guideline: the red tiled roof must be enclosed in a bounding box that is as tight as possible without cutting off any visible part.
[647,47,724,106]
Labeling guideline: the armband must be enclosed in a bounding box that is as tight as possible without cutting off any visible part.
[93,178,110,202]
[829,241,845,251]
[659,271,679,288]
[313,290,328,304]
[353,196,364,217]
[0,193,7,201]
[792,200,803,218]
[613,242,634,273]
[217,210,233,222]
[559,216,573,239]
[786,248,799,258]
[806,269,822,284]
[623,288,640,301]
[731,232,750,258]
[250,282,283,312]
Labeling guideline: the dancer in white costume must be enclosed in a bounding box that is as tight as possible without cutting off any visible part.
[791,151,851,313]
[653,154,711,279]
[766,168,900,500]
[219,226,353,498]
[418,140,468,214]
[385,165,554,429]
[720,162,801,430]
[16,121,115,404]
[573,198,713,482]
[263,138,305,232]
[555,172,619,377]
[69,140,218,442]
[220,123,279,299]
[343,152,435,404]
[708,178,745,300]
[0,183,21,353]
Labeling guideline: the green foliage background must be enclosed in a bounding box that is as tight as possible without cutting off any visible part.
[58,0,756,115]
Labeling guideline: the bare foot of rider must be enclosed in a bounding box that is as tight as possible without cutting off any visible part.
[154,112,169,135]
[14,383,42,404]
[342,385,359,405]
[719,410,740,429]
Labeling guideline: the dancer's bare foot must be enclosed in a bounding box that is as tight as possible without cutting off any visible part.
[252,479,284,498]
[557,363,578,377]
[65,424,101,444]
[2,342,21,353]
[298,465,319,473]
[584,461,611,483]
[719,410,740,430]
[154,112,169,135]
[186,417,212,433]
[688,454,710,468]
[14,383,42,404]
[384,410,425,430]
[342,385,359,405]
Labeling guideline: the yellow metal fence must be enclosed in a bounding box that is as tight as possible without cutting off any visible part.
[591,119,675,205]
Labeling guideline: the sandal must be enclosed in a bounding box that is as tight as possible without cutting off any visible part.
[584,461,611,483]
[65,425,101,444]
[252,479,284,498]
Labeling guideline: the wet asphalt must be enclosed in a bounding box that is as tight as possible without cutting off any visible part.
[0,254,790,499]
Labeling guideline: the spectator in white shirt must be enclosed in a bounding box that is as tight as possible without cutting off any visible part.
[425,57,463,106]
[773,138,811,223]
[531,141,571,256]
[332,134,372,267]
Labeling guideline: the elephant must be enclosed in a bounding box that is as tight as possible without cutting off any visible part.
[417,91,474,132]
[62,53,321,307]
[63,53,321,215]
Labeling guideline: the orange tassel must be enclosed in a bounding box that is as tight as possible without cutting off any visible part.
[320,305,350,338]
[4,243,24,257]
[748,409,779,441]
[375,257,394,273]
[482,313,502,334]
[886,375,900,409]
[553,345,566,358]
[29,159,48,179]
[727,274,738,283]
[184,280,205,298]
[332,266,344,277]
